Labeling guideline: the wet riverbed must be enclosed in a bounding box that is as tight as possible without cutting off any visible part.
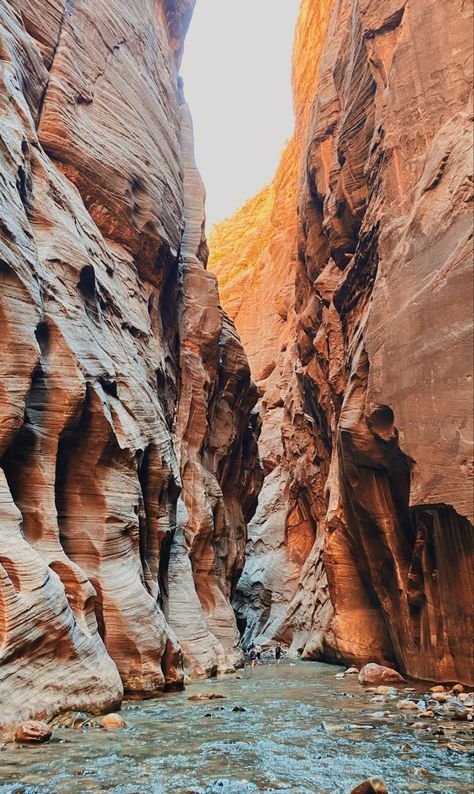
[0,661,473,794]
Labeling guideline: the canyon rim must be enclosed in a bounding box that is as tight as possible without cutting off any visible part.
[0,0,473,752]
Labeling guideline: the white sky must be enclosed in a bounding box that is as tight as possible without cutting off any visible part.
[180,0,300,231]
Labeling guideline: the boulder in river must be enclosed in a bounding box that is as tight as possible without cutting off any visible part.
[350,779,388,794]
[358,664,405,685]
[100,714,126,729]
[15,721,52,743]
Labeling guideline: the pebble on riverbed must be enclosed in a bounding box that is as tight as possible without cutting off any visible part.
[397,700,418,710]
[188,693,226,701]
[447,741,472,754]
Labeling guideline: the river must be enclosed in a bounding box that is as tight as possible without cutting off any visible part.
[0,661,472,793]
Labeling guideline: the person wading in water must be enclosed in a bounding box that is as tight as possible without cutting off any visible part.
[275,644,282,664]
[249,646,257,669]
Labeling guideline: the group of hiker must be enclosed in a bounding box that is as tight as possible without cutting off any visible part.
[246,641,283,668]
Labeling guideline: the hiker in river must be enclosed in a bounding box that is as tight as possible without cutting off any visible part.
[275,644,282,664]
[255,643,262,662]
[248,646,257,669]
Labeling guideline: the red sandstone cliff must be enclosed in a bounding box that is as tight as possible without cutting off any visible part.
[0,0,260,737]
[210,0,474,684]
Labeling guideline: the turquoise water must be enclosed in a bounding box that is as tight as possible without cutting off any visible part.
[0,661,472,793]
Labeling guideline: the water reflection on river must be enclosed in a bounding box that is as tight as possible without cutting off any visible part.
[0,661,472,793]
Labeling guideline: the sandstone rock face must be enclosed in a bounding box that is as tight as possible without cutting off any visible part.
[0,0,259,737]
[211,0,473,684]
[210,0,335,647]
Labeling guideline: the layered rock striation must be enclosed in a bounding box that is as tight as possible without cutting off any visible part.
[210,0,474,683]
[0,0,259,737]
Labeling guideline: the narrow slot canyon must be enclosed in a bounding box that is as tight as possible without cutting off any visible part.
[0,0,472,791]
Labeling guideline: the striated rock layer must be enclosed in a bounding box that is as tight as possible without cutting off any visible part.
[0,0,260,737]
[210,0,474,684]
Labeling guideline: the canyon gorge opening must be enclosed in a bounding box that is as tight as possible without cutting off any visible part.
[0,0,472,792]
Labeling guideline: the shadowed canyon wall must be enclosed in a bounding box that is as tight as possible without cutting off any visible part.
[210,0,474,684]
[0,0,260,737]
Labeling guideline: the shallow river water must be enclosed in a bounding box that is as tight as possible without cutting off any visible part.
[0,661,473,794]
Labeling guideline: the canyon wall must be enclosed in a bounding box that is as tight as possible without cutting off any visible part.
[210,0,474,684]
[0,0,259,737]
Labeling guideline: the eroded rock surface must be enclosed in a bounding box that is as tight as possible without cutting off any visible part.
[210,0,473,683]
[0,0,259,736]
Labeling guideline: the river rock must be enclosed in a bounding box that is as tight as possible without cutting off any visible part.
[346,667,359,675]
[375,686,397,696]
[350,780,388,794]
[447,741,471,754]
[15,721,52,743]
[409,767,431,777]
[459,695,474,706]
[430,693,450,703]
[397,700,418,710]
[452,684,464,695]
[359,665,405,686]
[100,714,126,730]
[442,701,472,721]
[430,685,445,693]
[188,694,226,701]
